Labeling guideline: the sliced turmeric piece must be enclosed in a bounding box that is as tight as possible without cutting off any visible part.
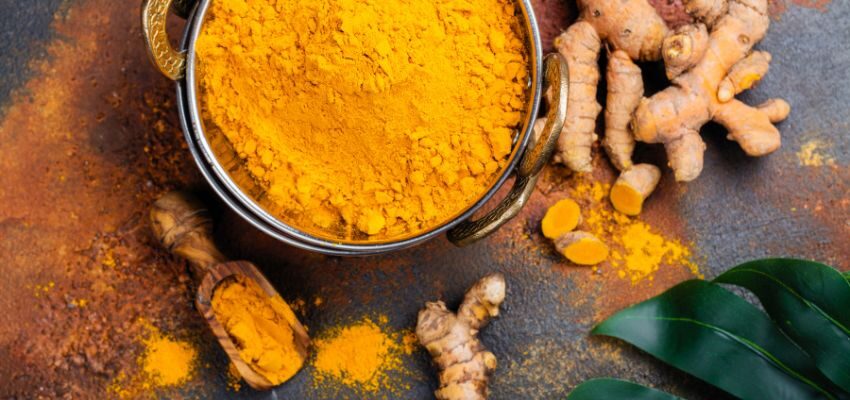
[555,231,609,265]
[610,163,661,216]
[541,199,582,239]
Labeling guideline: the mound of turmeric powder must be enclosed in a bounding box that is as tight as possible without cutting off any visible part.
[312,315,415,395]
[196,0,529,240]
[211,276,304,385]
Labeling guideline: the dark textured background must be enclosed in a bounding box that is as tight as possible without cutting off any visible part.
[0,0,846,398]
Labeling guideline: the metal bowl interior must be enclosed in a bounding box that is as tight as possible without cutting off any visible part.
[180,0,544,253]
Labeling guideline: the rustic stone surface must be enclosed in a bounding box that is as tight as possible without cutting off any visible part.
[0,0,845,398]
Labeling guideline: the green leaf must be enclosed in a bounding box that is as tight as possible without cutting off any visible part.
[567,378,681,400]
[592,280,838,400]
[716,259,850,392]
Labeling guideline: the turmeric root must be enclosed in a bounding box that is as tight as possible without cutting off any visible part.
[416,274,506,400]
[604,50,643,171]
[610,164,662,216]
[555,231,609,265]
[553,22,602,172]
[756,98,791,122]
[684,0,728,26]
[662,23,709,79]
[541,198,582,239]
[552,0,670,173]
[581,0,671,61]
[717,50,771,102]
[632,0,789,181]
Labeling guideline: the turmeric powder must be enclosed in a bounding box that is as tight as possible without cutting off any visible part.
[108,321,197,399]
[211,276,304,385]
[570,178,701,283]
[196,0,529,240]
[140,333,196,388]
[312,315,414,394]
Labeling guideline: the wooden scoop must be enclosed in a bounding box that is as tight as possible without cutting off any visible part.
[149,191,310,390]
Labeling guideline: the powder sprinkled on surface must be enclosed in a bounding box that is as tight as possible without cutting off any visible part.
[140,328,197,387]
[227,362,243,392]
[311,315,415,394]
[797,139,835,167]
[569,178,701,284]
[108,321,197,398]
[616,220,701,283]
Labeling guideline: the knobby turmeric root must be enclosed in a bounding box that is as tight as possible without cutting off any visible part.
[552,0,670,173]
[555,231,610,265]
[633,0,791,181]
[541,198,582,239]
[662,23,709,79]
[604,50,644,171]
[717,50,771,102]
[553,22,602,172]
[582,0,671,61]
[610,164,662,216]
[416,273,506,400]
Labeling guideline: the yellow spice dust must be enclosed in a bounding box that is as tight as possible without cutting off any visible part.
[196,0,529,240]
[33,281,55,297]
[227,362,243,392]
[312,315,415,394]
[797,139,835,167]
[571,178,702,283]
[140,326,197,387]
[109,321,197,399]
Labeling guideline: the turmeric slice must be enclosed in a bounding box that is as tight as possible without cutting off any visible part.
[541,199,582,239]
[555,231,609,265]
[610,163,662,216]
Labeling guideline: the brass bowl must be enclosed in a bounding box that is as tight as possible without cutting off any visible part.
[143,0,569,255]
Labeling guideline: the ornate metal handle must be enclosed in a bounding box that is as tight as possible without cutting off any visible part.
[142,0,192,80]
[447,53,569,246]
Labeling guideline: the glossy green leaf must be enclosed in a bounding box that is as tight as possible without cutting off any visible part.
[592,280,838,400]
[567,378,681,400]
[716,259,850,392]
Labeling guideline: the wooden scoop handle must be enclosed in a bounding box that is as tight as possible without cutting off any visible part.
[150,191,227,278]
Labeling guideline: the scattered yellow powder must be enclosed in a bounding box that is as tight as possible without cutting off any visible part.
[33,281,55,297]
[101,248,117,268]
[401,331,419,354]
[569,178,701,284]
[70,298,89,308]
[211,275,305,386]
[312,316,415,394]
[227,362,243,392]
[108,322,197,399]
[196,0,529,241]
[616,221,700,283]
[140,325,197,387]
[797,139,835,167]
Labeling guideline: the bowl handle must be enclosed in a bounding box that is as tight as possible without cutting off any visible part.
[447,53,569,247]
[142,0,196,80]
